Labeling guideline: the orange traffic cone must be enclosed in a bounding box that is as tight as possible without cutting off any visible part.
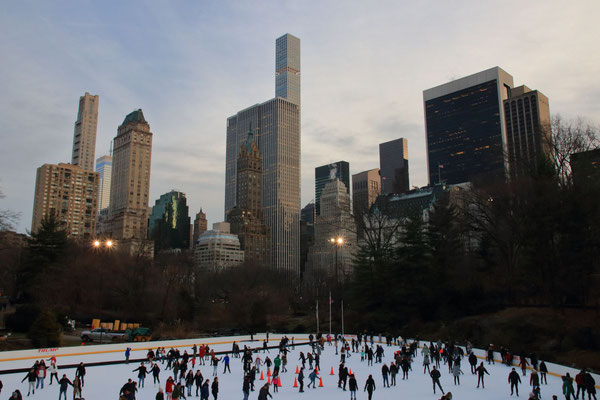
[278,377,282,387]
[315,366,319,374]
[349,368,353,375]
[296,365,299,374]
[293,377,298,388]
[318,376,324,387]
[330,366,335,375]
[268,367,271,377]
[268,376,271,384]
[260,371,264,380]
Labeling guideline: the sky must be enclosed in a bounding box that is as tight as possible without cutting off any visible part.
[1,0,599,233]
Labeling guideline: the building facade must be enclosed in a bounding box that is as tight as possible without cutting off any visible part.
[423,67,514,185]
[148,190,191,252]
[95,155,112,212]
[31,163,99,238]
[306,180,356,283]
[194,223,245,271]
[352,168,381,214]
[315,161,350,216]
[71,92,99,172]
[107,109,153,241]
[225,34,301,276]
[193,209,208,246]
[227,127,270,265]
[503,85,551,178]
[379,139,409,194]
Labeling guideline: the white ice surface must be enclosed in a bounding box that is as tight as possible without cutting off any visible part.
[0,339,569,400]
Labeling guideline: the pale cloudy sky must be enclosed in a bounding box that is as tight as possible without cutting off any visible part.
[1,0,599,233]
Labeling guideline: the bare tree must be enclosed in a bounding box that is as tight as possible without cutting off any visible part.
[0,187,20,232]
[544,115,600,185]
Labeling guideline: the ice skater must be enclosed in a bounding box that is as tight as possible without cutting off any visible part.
[509,367,522,396]
[364,374,376,400]
[430,366,444,395]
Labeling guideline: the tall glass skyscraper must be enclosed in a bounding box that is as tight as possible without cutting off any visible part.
[423,67,514,185]
[314,161,350,216]
[276,34,301,105]
[225,34,301,276]
[95,155,112,212]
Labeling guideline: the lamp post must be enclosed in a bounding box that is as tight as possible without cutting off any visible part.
[329,236,344,283]
[329,236,344,337]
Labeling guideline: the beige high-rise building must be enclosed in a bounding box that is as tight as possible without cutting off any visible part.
[107,109,153,240]
[503,85,551,178]
[71,93,99,171]
[193,209,208,246]
[352,168,381,215]
[31,163,99,238]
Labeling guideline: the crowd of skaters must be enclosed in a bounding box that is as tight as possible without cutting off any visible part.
[0,333,597,400]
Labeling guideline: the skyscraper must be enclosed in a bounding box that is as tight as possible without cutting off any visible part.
[306,179,356,282]
[276,34,301,105]
[423,67,514,185]
[108,109,153,241]
[503,85,551,178]
[95,155,112,212]
[227,126,270,265]
[148,190,191,252]
[314,161,350,216]
[379,138,409,194]
[193,209,208,246]
[31,163,99,238]
[352,168,381,214]
[71,92,99,171]
[225,34,301,276]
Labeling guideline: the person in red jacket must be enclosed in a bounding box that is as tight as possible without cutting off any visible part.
[165,376,175,400]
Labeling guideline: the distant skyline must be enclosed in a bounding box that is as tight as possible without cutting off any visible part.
[1,1,600,233]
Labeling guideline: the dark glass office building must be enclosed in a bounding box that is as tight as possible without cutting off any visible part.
[379,138,409,194]
[148,190,191,252]
[315,161,350,215]
[423,67,514,185]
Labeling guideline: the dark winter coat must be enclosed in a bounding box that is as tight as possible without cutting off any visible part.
[508,371,521,384]
[430,369,441,381]
[364,377,376,393]
[133,365,148,378]
[349,376,358,391]
[585,373,596,394]
[21,371,36,383]
[59,377,73,391]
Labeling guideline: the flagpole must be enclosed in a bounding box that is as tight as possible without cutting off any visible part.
[329,291,332,337]
[341,299,344,337]
[316,299,319,333]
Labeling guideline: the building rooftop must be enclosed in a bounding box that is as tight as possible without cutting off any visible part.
[122,109,147,125]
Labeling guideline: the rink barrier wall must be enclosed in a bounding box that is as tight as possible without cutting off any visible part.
[0,334,310,375]
[1,333,598,389]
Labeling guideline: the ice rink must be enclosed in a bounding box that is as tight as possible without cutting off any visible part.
[0,335,592,399]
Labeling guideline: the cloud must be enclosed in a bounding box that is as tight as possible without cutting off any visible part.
[1,0,600,232]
